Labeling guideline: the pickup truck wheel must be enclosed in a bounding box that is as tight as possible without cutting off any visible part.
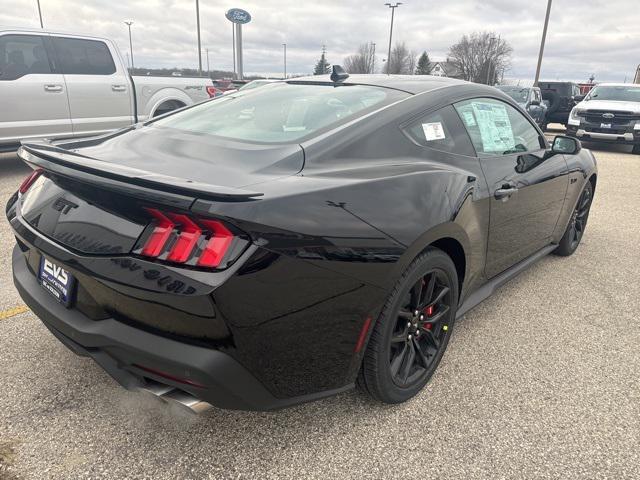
[554,181,593,256]
[632,144,640,155]
[153,100,186,118]
[358,248,458,404]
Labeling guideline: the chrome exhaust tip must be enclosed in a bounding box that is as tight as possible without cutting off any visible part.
[162,389,212,414]
[137,379,212,414]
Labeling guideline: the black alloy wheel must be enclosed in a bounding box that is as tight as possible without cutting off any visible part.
[554,181,593,256]
[390,269,452,387]
[358,248,458,404]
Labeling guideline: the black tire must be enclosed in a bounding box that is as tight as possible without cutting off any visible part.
[632,144,640,155]
[358,248,459,404]
[554,181,594,256]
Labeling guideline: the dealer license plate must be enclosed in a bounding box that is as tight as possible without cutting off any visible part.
[38,257,75,306]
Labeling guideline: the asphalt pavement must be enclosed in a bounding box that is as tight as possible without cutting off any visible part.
[0,143,638,479]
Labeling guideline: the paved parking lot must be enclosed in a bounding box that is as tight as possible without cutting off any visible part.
[0,143,639,480]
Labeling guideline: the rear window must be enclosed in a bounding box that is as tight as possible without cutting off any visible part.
[52,37,116,75]
[152,83,408,143]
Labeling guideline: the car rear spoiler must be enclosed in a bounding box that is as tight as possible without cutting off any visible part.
[18,143,264,206]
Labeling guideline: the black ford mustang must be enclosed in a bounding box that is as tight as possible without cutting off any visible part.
[7,70,597,412]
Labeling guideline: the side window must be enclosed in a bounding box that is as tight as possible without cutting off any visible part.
[454,98,544,156]
[404,105,475,157]
[0,35,51,80]
[52,37,116,75]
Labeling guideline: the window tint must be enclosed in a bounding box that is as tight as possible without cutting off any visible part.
[454,98,543,156]
[153,83,408,144]
[404,106,475,156]
[52,37,116,75]
[0,35,51,80]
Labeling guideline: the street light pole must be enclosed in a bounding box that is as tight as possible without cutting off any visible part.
[384,3,402,74]
[283,43,287,79]
[124,21,134,71]
[534,0,553,86]
[195,0,202,75]
[36,0,44,28]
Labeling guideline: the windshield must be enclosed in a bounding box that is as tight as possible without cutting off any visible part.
[587,86,640,102]
[153,82,407,143]
[497,86,529,103]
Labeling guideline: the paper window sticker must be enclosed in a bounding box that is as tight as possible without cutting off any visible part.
[422,122,446,141]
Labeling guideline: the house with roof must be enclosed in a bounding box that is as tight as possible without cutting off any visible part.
[429,60,464,80]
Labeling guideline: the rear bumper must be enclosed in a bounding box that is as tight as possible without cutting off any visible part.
[12,245,352,410]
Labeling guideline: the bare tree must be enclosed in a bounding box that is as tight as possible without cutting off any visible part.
[386,42,416,74]
[447,32,512,84]
[344,43,376,74]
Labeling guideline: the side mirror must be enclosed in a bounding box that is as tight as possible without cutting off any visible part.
[552,135,581,155]
[530,99,541,106]
[573,94,585,102]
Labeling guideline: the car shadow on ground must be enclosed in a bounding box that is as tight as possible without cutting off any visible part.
[0,153,29,177]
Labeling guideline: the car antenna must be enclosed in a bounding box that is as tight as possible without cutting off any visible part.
[330,65,349,83]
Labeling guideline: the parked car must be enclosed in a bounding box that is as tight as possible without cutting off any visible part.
[8,71,597,412]
[495,85,547,129]
[539,81,582,126]
[0,28,215,151]
[566,83,640,154]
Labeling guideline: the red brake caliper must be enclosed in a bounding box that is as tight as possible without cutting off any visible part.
[423,305,434,330]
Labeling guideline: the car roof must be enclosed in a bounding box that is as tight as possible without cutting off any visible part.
[288,74,468,95]
[0,26,110,42]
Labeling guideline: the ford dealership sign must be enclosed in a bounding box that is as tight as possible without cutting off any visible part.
[226,8,251,24]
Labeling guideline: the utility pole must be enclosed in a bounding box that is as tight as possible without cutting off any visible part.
[195,0,203,75]
[36,0,44,28]
[384,3,402,74]
[534,0,553,86]
[371,42,376,73]
[124,21,134,71]
[486,35,498,85]
[283,43,287,79]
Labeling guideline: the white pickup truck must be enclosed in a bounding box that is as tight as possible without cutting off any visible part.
[0,27,215,151]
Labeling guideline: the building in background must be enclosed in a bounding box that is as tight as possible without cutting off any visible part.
[428,60,463,79]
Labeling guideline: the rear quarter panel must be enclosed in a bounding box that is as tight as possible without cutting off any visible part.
[134,76,213,120]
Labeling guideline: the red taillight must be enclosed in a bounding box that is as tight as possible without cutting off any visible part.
[19,168,43,194]
[197,220,233,268]
[141,208,174,257]
[166,213,201,263]
[136,208,241,269]
[206,86,219,98]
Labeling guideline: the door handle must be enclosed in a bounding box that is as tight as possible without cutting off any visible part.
[111,85,127,92]
[44,84,63,92]
[494,186,518,200]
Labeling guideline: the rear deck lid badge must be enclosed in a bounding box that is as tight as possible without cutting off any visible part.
[52,197,79,214]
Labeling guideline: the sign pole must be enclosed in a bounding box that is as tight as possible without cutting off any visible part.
[226,8,251,82]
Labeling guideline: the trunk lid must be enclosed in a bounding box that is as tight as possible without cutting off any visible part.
[17,125,302,257]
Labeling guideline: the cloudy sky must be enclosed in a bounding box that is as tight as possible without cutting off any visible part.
[2,0,638,82]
